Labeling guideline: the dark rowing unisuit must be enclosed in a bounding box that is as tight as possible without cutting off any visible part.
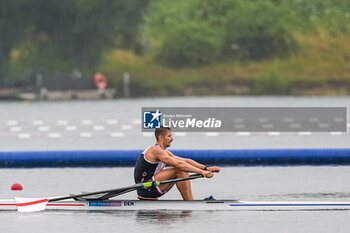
[134,144,166,198]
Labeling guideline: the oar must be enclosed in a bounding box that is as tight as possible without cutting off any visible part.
[15,173,204,212]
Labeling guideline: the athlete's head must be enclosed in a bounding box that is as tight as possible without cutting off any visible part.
[155,126,173,148]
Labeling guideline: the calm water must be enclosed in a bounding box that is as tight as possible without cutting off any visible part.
[1,166,350,233]
[1,96,350,232]
[0,96,349,151]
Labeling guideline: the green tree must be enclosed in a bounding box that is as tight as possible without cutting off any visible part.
[156,23,220,68]
[280,0,350,34]
[0,0,149,85]
[222,1,296,60]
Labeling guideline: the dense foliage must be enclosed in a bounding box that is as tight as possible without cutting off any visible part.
[144,0,350,67]
[156,23,220,67]
[222,1,296,60]
[0,0,148,84]
[1,0,350,88]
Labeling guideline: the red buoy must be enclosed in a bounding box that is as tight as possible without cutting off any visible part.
[94,73,107,90]
[11,183,23,191]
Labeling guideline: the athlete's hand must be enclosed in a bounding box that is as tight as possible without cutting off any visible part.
[207,166,220,173]
[202,170,214,178]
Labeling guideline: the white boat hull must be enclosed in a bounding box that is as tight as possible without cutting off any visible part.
[1,199,350,211]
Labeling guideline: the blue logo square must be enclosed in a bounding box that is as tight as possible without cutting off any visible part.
[143,109,161,129]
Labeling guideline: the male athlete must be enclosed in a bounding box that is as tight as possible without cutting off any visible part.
[134,126,220,200]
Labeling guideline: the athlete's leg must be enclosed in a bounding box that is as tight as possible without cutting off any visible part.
[153,167,178,192]
[154,167,194,200]
[175,171,194,200]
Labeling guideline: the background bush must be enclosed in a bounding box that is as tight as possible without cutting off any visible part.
[222,1,296,60]
[156,23,220,68]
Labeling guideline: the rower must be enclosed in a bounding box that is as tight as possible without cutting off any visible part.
[134,126,220,200]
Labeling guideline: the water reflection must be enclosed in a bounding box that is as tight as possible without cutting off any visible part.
[136,210,192,225]
[257,192,350,200]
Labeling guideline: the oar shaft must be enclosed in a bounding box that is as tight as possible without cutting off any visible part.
[49,173,204,202]
[49,184,142,202]
[92,174,204,200]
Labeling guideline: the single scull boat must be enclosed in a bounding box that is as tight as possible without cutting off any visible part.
[1,199,350,211]
[4,174,350,212]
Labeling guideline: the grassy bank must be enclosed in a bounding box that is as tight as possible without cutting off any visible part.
[99,32,350,97]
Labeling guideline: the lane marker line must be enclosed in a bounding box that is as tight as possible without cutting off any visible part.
[10,127,22,132]
[299,132,312,136]
[330,132,343,136]
[57,120,68,125]
[142,132,153,137]
[81,120,93,125]
[38,126,50,132]
[32,120,44,126]
[236,132,251,136]
[80,132,92,137]
[65,126,77,131]
[309,117,319,122]
[262,124,274,129]
[283,118,294,123]
[106,119,118,125]
[318,123,329,128]
[111,132,124,137]
[174,132,187,136]
[7,120,18,126]
[290,123,301,128]
[18,133,31,139]
[122,125,133,130]
[233,118,244,123]
[333,117,345,122]
[258,118,268,123]
[93,125,105,131]
[234,124,246,129]
[205,132,219,136]
[48,133,61,138]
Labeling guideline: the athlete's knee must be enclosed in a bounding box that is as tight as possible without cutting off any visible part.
[176,170,189,178]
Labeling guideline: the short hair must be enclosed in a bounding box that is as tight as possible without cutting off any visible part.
[155,126,171,140]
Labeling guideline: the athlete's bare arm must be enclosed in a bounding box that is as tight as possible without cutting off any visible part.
[166,150,221,173]
[147,146,213,177]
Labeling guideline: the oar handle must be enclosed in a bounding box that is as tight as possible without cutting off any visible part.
[142,180,160,189]
[141,174,203,189]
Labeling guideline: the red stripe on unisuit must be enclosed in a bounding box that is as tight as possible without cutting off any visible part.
[16,199,49,207]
